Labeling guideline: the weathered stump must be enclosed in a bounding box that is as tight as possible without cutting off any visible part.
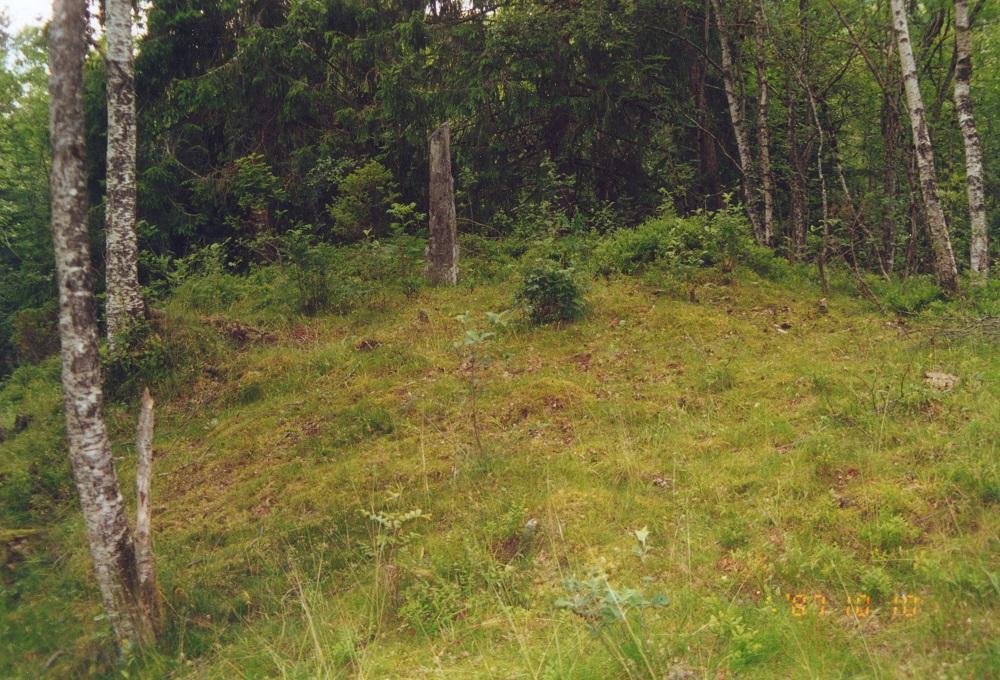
[426,123,458,285]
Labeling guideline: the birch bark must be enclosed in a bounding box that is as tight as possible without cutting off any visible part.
[953,0,988,282]
[754,1,775,246]
[890,0,960,293]
[49,0,153,651]
[710,0,764,243]
[105,0,144,344]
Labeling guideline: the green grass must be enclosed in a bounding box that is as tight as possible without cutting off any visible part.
[1,257,998,679]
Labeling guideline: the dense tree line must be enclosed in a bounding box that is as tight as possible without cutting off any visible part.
[2,0,998,374]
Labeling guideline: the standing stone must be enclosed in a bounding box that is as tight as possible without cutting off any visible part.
[426,123,458,285]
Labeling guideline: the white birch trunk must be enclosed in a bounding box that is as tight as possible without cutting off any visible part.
[754,1,775,246]
[105,0,144,345]
[710,0,764,243]
[803,81,830,295]
[953,0,988,282]
[48,0,153,651]
[890,0,960,293]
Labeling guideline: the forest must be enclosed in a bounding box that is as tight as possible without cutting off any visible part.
[0,0,998,677]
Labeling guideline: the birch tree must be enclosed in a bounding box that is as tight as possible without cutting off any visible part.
[104,0,144,344]
[754,0,775,246]
[953,0,988,282]
[784,0,811,260]
[890,0,960,293]
[710,0,765,243]
[49,0,155,651]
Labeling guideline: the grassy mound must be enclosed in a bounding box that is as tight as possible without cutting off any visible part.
[1,252,998,678]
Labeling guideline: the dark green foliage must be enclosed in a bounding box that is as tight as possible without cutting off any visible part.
[122,0,736,263]
[516,262,585,325]
[102,321,172,402]
[222,153,288,240]
[594,205,755,276]
[284,228,343,315]
[0,363,71,526]
[871,276,944,315]
[0,28,54,376]
[10,303,60,365]
[327,160,400,240]
[965,280,1000,317]
[521,234,600,271]
[282,228,425,316]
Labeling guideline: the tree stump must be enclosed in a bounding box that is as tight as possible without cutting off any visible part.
[426,123,458,285]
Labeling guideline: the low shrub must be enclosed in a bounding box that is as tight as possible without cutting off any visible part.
[283,228,346,315]
[593,204,755,276]
[327,159,400,240]
[593,216,675,275]
[283,228,424,315]
[458,234,520,284]
[102,321,171,402]
[167,242,250,313]
[871,276,943,315]
[515,262,585,325]
[859,514,917,551]
[964,278,1000,317]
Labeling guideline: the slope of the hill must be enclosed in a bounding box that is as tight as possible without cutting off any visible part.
[1,261,998,678]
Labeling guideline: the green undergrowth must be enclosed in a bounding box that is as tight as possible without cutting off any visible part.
[1,239,998,679]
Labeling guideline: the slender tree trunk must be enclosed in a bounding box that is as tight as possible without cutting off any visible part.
[785,0,810,260]
[800,76,830,294]
[710,0,764,242]
[890,0,960,293]
[786,91,807,260]
[788,0,829,290]
[879,83,900,273]
[426,123,459,285]
[753,0,775,246]
[690,4,721,210]
[700,1,721,209]
[953,0,988,282]
[904,147,924,277]
[104,0,144,345]
[135,388,161,632]
[825,107,889,278]
[49,0,154,652]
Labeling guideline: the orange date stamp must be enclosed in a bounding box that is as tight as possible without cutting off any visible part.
[779,593,921,619]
